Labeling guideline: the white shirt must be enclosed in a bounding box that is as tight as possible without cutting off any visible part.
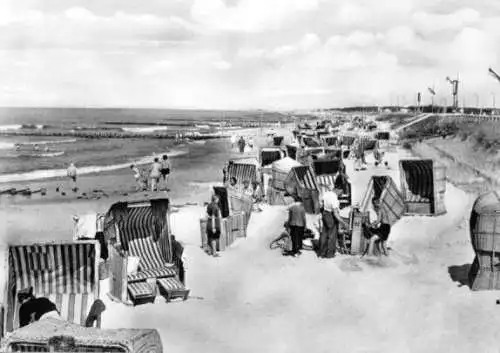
[368,208,380,226]
[322,191,340,212]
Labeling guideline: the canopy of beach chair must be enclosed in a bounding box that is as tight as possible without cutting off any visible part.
[5,241,100,332]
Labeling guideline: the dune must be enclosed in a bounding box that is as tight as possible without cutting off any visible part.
[0,125,497,353]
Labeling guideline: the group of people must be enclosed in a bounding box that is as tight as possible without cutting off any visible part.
[282,183,391,259]
[130,154,171,192]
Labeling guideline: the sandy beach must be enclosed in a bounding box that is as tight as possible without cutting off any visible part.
[1,123,498,353]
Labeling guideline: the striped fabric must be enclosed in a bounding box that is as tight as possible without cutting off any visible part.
[317,175,336,195]
[118,206,172,271]
[227,163,257,185]
[291,166,318,190]
[9,243,97,329]
[127,267,176,283]
[399,160,434,201]
[128,282,154,299]
[157,277,186,291]
[359,176,404,226]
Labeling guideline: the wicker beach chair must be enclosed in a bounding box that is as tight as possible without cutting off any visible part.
[399,159,447,216]
[4,241,101,334]
[106,198,189,306]
[0,317,163,353]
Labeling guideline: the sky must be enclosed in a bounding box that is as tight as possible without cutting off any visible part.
[1,0,500,110]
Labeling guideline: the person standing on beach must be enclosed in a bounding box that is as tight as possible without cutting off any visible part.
[171,235,186,285]
[317,184,348,258]
[206,195,222,257]
[130,164,142,191]
[150,158,162,192]
[231,134,237,149]
[67,162,78,192]
[238,136,246,153]
[287,195,307,257]
[160,155,171,191]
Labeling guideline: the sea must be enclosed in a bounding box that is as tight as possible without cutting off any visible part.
[0,107,286,184]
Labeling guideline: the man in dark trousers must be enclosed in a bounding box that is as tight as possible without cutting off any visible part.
[287,195,307,257]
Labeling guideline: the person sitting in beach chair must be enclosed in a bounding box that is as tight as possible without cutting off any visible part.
[18,287,106,328]
[362,198,391,257]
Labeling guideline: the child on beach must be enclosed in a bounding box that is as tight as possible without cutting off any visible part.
[67,162,78,192]
[130,164,142,191]
[150,158,162,192]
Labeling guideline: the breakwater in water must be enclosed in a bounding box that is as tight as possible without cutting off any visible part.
[0,129,230,140]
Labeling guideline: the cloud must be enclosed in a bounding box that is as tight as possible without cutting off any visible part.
[412,8,481,35]
[213,60,232,70]
[0,7,197,50]
[1,0,500,109]
[190,0,321,32]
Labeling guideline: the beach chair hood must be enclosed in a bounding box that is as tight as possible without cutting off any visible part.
[399,159,447,215]
[227,162,258,186]
[272,157,302,190]
[5,241,100,332]
[359,175,404,226]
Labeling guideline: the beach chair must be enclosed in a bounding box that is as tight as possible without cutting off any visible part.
[105,198,189,306]
[1,317,163,353]
[4,241,101,334]
[399,159,447,216]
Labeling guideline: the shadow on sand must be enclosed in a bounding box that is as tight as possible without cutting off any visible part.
[448,264,472,288]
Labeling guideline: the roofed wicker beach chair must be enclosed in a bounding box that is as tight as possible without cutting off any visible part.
[0,317,163,353]
[105,198,189,306]
[4,241,102,335]
[284,166,320,214]
[399,159,447,216]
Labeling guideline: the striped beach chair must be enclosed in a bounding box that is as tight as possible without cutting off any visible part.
[399,159,447,216]
[106,198,188,305]
[285,166,320,214]
[227,163,258,186]
[4,241,101,333]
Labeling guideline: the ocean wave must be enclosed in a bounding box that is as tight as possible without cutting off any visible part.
[0,125,22,131]
[122,126,169,133]
[21,124,47,129]
[18,139,77,146]
[0,142,15,150]
[0,149,188,183]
